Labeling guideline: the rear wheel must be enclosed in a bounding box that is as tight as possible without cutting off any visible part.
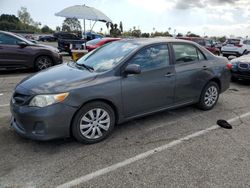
[72,101,115,144]
[197,82,219,111]
[34,56,53,71]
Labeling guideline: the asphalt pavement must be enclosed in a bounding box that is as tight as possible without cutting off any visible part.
[0,70,250,188]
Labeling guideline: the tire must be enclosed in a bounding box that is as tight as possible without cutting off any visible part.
[197,82,219,111]
[72,101,115,144]
[34,56,53,71]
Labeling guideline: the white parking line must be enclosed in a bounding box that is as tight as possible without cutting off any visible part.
[0,93,3,96]
[56,111,250,188]
[0,104,9,107]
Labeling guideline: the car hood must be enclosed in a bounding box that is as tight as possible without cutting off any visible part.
[232,55,250,63]
[31,43,59,52]
[16,63,97,94]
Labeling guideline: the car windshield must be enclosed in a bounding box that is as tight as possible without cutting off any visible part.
[86,38,102,46]
[13,33,34,45]
[77,41,140,72]
[227,39,240,45]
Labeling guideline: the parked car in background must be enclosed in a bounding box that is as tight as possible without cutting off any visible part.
[0,30,62,71]
[55,31,104,54]
[55,32,82,54]
[85,37,121,51]
[10,38,231,144]
[38,35,57,42]
[228,53,250,81]
[84,31,104,41]
[177,37,220,55]
[221,38,250,58]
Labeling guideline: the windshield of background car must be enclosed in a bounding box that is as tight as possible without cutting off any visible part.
[227,39,240,45]
[77,41,140,72]
[86,38,102,46]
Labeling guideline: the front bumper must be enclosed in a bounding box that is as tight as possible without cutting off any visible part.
[10,102,77,141]
[53,53,63,65]
[232,71,250,80]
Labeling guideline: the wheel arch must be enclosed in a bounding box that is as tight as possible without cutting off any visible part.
[209,77,221,93]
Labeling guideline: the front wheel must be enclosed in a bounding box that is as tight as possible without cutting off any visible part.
[197,82,219,111]
[72,101,115,144]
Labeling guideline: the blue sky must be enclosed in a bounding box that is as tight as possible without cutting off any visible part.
[1,0,250,37]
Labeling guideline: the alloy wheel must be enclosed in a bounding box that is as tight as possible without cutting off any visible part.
[79,108,111,139]
[204,86,218,107]
[37,57,52,70]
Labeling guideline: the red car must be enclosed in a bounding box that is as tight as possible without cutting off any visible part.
[85,37,121,51]
[177,37,220,56]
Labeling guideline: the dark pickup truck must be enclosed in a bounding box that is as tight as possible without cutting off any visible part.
[55,32,103,55]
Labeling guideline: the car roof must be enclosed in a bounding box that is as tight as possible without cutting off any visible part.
[0,30,18,37]
[0,30,33,43]
[101,37,121,41]
[178,36,203,39]
[118,38,199,46]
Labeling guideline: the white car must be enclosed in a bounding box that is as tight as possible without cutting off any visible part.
[221,38,250,58]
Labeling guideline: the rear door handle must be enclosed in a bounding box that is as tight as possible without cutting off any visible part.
[203,65,208,70]
[164,73,175,77]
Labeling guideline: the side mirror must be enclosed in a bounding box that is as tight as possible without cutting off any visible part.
[17,41,28,47]
[124,64,141,75]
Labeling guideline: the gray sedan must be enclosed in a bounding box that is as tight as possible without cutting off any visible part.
[10,38,231,144]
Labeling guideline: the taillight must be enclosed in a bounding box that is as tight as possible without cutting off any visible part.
[227,63,233,70]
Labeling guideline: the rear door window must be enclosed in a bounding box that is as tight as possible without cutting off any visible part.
[173,44,205,63]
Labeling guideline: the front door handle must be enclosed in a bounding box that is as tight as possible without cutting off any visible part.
[164,73,175,77]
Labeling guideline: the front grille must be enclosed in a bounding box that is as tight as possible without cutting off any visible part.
[238,63,250,70]
[12,92,32,106]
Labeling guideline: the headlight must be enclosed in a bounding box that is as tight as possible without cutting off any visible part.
[29,92,69,107]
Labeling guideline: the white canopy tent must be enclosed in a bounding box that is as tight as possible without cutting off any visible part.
[55,5,112,48]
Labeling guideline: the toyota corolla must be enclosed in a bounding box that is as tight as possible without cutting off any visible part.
[10,39,231,144]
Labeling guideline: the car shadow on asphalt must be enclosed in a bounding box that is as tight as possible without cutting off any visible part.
[233,80,250,86]
[0,69,32,75]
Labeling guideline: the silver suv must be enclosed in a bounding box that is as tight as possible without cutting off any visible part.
[221,38,250,58]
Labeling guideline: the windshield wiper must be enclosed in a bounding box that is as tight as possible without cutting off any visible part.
[76,63,94,72]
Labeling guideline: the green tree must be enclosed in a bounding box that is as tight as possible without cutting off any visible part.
[41,25,53,33]
[62,18,81,32]
[141,33,150,38]
[131,27,141,38]
[0,14,20,23]
[119,21,123,33]
[0,14,22,31]
[18,7,33,25]
[56,26,61,31]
